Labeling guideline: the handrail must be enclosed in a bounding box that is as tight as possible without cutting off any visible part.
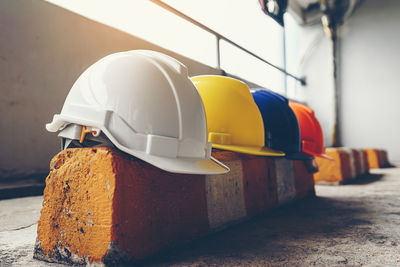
[149,0,306,85]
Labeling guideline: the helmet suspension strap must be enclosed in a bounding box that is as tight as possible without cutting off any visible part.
[80,126,97,143]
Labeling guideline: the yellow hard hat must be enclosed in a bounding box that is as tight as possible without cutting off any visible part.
[191,75,285,157]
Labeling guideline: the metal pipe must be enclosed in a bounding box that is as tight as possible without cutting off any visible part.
[282,23,288,95]
[216,36,221,69]
[149,0,306,85]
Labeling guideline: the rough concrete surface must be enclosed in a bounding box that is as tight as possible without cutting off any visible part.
[0,197,63,266]
[1,167,400,266]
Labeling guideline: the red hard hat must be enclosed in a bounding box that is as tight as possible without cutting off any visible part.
[288,102,331,159]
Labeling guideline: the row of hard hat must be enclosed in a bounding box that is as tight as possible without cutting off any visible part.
[46,50,328,175]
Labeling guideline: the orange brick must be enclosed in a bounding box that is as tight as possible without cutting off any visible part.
[364,148,382,169]
[35,148,116,264]
[314,148,353,184]
[34,148,209,264]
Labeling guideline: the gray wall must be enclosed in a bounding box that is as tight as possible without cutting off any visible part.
[339,0,400,162]
[0,0,223,179]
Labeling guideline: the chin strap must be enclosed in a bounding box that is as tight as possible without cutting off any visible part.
[61,137,115,151]
[80,126,98,143]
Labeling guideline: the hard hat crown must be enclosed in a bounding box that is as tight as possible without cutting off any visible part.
[288,102,329,159]
[251,89,302,153]
[46,50,229,174]
[191,75,284,157]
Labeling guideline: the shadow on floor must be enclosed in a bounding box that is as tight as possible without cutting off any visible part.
[342,173,384,185]
[380,164,397,169]
[132,195,376,266]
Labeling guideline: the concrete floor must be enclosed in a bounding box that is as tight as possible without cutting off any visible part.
[1,167,400,266]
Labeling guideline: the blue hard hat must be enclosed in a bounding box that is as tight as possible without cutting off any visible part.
[251,89,313,160]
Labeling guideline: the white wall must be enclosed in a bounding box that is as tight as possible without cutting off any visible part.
[285,15,336,148]
[0,0,223,179]
[45,0,285,92]
[339,0,400,162]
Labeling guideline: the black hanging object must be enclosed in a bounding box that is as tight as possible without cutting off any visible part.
[259,0,288,26]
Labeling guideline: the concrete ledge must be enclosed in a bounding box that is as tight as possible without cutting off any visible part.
[364,149,390,168]
[0,175,46,200]
[314,148,370,184]
[33,147,315,265]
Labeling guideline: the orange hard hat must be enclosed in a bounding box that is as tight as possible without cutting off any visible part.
[288,102,331,159]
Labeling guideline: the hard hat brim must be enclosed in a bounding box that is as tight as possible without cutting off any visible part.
[304,149,334,161]
[101,134,231,175]
[316,153,334,160]
[212,144,285,157]
[47,117,230,175]
[285,151,315,161]
[133,151,230,175]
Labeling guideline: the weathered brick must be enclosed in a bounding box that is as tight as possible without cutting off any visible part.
[34,147,315,265]
[364,149,390,168]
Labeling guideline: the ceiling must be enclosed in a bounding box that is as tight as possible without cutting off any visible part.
[295,0,320,9]
[288,0,363,26]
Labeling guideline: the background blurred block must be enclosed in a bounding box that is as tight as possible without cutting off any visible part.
[365,149,390,168]
[314,148,353,184]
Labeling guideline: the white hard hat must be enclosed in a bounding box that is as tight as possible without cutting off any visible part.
[46,50,229,175]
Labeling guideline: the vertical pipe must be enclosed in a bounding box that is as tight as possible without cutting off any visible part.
[331,28,340,147]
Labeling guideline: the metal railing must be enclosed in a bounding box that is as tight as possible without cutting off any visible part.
[149,0,306,85]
